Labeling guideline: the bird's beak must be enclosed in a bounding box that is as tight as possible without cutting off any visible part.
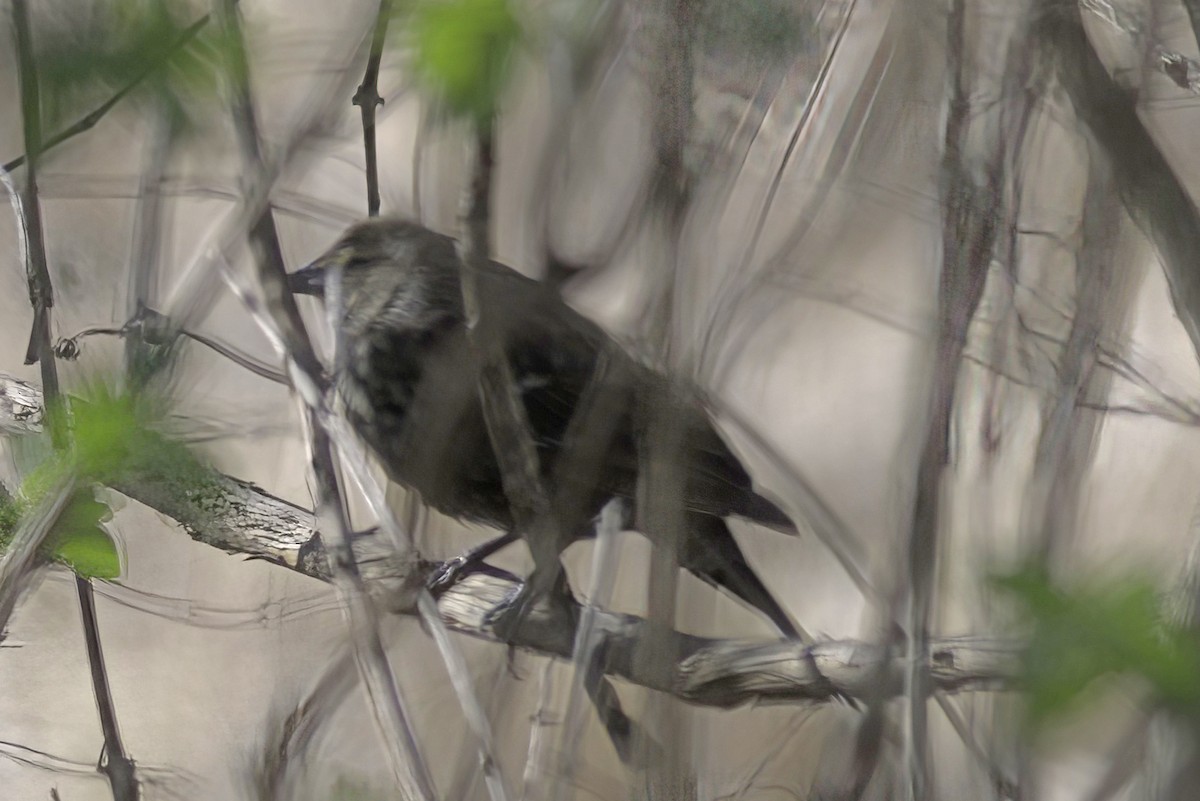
[287,262,326,297]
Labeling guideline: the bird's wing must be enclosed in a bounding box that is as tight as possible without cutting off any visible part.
[477,263,790,527]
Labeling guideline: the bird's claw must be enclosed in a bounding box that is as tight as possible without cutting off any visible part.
[426,555,471,595]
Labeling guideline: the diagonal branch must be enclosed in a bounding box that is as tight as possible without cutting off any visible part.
[213,2,435,797]
[1047,3,1200,368]
[1,13,211,174]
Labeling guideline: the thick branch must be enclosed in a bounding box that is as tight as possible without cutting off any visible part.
[0,372,1020,707]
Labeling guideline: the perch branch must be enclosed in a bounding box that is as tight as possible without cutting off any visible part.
[0,371,1022,708]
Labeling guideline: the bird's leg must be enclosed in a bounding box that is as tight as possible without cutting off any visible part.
[426,530,520,596]
[490,560,577,646]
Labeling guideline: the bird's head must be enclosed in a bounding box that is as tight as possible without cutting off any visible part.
[289,218,463,334]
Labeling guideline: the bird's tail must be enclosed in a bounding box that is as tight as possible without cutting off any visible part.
[682,514,803,639]
[739,491,799,535]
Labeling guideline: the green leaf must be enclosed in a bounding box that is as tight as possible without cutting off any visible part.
[0,494,19,546]
[407,0,520,125]
[996,566,1200,727]
[49,492,120,580]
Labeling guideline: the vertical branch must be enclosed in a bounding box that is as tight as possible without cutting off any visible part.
[76,570,138,801]
[354,0,392,217]
[903,0,1003,794]
[555,500,632,792]
[124,117,175,389]
[12,0,63,449]
[456,127,561,601]
[1024,160,1128,563]
[212,3,435,798]
[12,4,138,799]
[635,0,696,793]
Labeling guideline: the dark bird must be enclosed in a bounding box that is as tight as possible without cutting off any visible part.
[289,218,803,638]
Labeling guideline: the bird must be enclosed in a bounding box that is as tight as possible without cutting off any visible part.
[288,218,803,638]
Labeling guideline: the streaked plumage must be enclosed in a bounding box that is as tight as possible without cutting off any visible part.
[289,218,800,637]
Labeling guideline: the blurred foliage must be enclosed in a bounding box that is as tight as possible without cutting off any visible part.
[30,0,234,136]
[997,566,1200,728]
[0,384,212,580]
[329,775,390,801]
[402,0,521,127]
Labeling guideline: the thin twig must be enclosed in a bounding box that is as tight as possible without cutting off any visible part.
[213,2,435,797]
[12,4,138,798]
[556,500,627,788]
[902,0,1004,793]
[697,0,866,372]
[124,115,175,388]
[455,125,566,643]
[75,576,138,800]
[1049,2,1200,366]
[12,0,63,448]
[1,13,211,174]
[354,0,392,217]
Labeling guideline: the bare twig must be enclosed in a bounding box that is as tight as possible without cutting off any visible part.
[697,0,868,372]
[456,126,560,589]
[56,318,289,386]
[75,576,138,801]
[1024,160,1128,563]
[11,4,139,797]
[901,0,1004,793]
[213,2,435,796]
[1048,2,1200,367]
[12,0,63,448]
[124,116,176,388]
[556,500,631,786]
[0,14,211,175]
[354,0,393,217]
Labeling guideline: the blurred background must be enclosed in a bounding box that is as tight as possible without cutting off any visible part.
[2,0,1200,799]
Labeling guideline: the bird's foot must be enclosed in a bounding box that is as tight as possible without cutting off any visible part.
[425,532,520,597]
[488,567,577,652]
[426,554,473,596]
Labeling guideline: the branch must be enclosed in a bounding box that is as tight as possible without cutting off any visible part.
[353,0,392,217]
[12,0,63,446]
[213,1,436,796]
[1,13,211,174]
[900,0,1009,790]
[0,372,1022,708]
[11,4,137,797]
[1048,3,1200,367]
